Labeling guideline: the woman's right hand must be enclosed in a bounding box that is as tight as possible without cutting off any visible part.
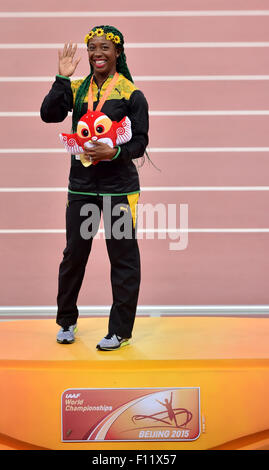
[58,42,81,77]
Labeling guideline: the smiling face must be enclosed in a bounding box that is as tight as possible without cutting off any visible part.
[87,35,121,78]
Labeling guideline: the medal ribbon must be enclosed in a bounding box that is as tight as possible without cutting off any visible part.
[88,72,119,111]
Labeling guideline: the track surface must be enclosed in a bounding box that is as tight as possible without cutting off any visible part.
[1,1,269,307]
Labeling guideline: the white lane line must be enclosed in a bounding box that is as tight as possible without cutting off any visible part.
[0,112,40,116]
[1,305,268,318]
[2,110,269,117]
[1,75,269,82]
[0,187,67,191]
[148,147,269,152]
[0,147,269,154]
[150,110,269,116]
[134,75,269,81]
[142,186,269,191]
[0,228,269,234]
[129,42,269,48]
[0,186,269,192]
[1,10,269,18]
[0,229,66,233]
[1,42,269,49]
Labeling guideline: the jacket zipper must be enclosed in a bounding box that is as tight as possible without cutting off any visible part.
[95,84,101,195]
[94,74,112,105]
[93,77,110,195]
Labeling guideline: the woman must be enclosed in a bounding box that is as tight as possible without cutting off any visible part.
[40,25,149,350]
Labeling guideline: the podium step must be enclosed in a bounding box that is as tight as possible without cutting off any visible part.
[0,316,268,450]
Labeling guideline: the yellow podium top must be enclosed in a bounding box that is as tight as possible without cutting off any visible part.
[0,316,268,365]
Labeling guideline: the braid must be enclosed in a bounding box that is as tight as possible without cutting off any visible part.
[116,50,133,83]
[72,74,92,132]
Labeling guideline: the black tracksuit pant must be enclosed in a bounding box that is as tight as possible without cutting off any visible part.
[56,193,140,338]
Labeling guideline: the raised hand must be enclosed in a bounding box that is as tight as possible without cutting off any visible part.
[58,42,81,77]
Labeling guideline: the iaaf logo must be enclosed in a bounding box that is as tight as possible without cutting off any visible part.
[62,387,200,442]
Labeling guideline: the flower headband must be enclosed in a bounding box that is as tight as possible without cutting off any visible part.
[84,28,121,45]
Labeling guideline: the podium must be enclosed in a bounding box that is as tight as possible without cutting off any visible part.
[0,316,268,450]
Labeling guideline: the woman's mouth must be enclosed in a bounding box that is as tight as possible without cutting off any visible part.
[94,60,107,68]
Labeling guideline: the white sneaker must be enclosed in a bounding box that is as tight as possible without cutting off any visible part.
[57,324,77,344]
[96,333,130,351]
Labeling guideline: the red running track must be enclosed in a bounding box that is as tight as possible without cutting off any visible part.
[1,1,269,308]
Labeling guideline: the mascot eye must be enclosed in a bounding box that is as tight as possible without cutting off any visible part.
[94,116,112,135]
[77,121,91,139]
[96,125,105,134]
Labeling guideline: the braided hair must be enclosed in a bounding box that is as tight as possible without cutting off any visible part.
[72,25,133,133]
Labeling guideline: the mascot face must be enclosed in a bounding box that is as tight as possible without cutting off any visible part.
[59,110,132,164]
[77,110,118,149]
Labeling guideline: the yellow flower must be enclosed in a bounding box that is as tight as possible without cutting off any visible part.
[95,28,104,37]
[113,35,121,44]
[106,32,114,41]
[84,30,94,43]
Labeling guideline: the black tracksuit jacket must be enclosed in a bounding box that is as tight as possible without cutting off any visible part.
[40,74,149,196]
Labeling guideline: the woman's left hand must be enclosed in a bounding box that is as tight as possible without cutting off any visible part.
[83,142,117,163]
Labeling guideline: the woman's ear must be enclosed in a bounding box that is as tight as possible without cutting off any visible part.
[115,46,122,59]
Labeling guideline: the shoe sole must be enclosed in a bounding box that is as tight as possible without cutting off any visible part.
[96,339,130,351]
[56,327,78,344]
[57,338,75,344]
